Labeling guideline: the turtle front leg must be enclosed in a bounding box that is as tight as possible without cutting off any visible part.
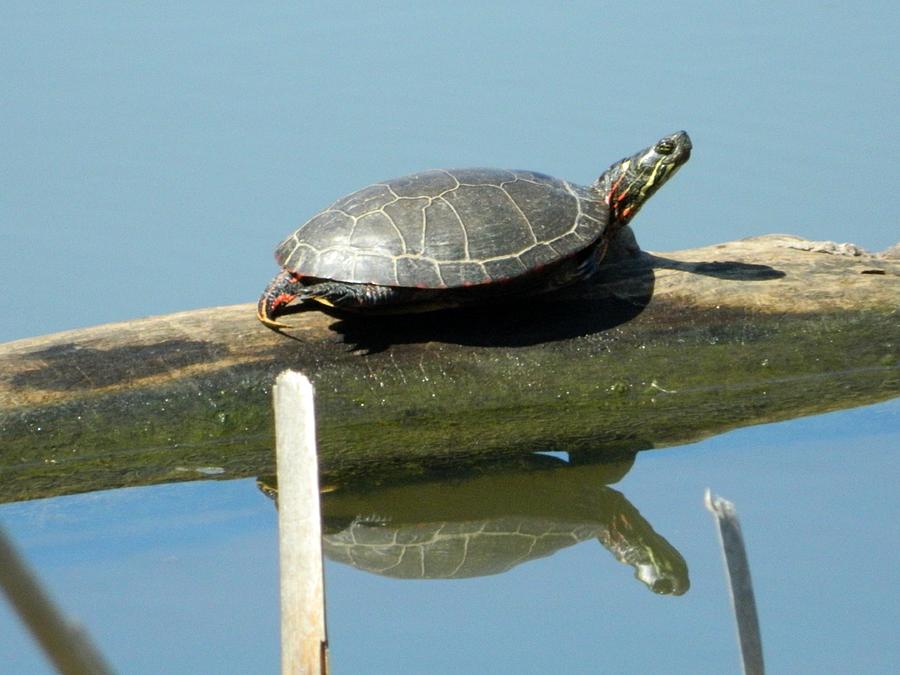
[258,272,416,329]
[257,270,307,329]
[297,281,411,310]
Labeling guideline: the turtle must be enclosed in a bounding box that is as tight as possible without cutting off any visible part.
[257,130,691,328]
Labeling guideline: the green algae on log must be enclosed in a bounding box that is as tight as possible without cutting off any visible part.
[0,235,897,504]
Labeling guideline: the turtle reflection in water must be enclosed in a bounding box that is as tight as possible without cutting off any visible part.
[258,454,689,595]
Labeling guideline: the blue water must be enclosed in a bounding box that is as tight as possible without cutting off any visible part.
[1,400,897,673]
[1,3,897,673]
[1,2,897,343]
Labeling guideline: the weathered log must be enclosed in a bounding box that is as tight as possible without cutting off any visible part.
[1,235,897,504]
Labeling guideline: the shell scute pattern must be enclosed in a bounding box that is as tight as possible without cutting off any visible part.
[383,197,429,253]
[437,261,492,287]
[331,184,396,217]
[274,168,609,289]
[397,257,443,288]
[349,210,404,256]
[421,198,465,260]
[389,170,458,198]
[518,243,560,270]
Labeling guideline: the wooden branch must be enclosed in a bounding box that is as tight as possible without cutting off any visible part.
[273,372,328,675]
[1,235,897,503]
[0,526,116,675]
[706,491,765,675]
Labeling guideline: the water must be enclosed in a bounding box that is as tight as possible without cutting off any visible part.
[1,3,898,673]
[2,2,897,343]
[1,400,897,673]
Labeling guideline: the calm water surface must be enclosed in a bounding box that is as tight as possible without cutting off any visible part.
[1,2,897,673]
[1,399,897,673]
[2,2,897,342]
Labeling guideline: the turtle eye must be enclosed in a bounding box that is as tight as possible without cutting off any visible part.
[655,139,675,155]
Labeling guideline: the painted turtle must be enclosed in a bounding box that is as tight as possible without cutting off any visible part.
[258,131,691,328]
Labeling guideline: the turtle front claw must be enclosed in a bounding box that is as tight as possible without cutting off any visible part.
[256,304,293,330]
[257,270,303,330]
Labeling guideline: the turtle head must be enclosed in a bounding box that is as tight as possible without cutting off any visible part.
[595,131,692,228]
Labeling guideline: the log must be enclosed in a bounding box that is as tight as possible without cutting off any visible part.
[1,235,897,504]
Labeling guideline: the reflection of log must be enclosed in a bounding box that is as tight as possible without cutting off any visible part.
[1,235,897,503]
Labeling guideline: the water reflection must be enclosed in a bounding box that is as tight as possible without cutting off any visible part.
[259,453,689,595]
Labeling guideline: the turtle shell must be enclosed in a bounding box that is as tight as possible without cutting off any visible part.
[323,515,602,579]
[275,168,610,288]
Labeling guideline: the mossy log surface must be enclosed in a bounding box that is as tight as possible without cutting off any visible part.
[1,235,897,504]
